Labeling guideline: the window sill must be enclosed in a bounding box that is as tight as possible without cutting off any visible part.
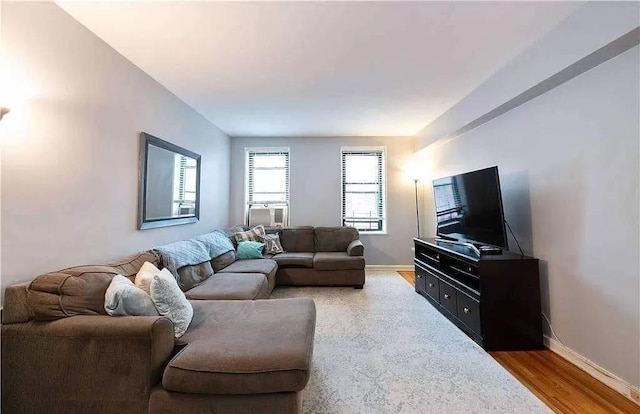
[359,231,387,236]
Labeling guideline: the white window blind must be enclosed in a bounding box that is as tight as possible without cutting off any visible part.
[341,148,386,232]
[246,149,290,205]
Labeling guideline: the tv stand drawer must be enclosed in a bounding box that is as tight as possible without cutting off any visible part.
[415,268,426,292]
[457,292,481,335]
[439,281,457,316]
[416,262,439,301]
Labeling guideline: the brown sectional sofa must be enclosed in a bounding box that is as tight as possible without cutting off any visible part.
[1,226,364,414]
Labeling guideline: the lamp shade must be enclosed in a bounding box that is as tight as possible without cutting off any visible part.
[404,159,423,182]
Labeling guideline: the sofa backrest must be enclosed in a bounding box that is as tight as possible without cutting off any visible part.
[24,251,159,321]
[314,227,359,252]
[279,226,315,252]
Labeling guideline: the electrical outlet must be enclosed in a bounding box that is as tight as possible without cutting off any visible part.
[630,387,640,404]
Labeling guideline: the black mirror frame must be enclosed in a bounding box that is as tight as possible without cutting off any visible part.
[138,132,201,230]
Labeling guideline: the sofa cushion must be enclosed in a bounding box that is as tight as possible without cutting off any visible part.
[27,251,159,321]
[313,252,365,271]
[314,226,359,252]
[273,252,314,268]
[185,273,269,300]
[210,250,236,272]
[176,261,214,291]
[217,259,277,276]
[165,298,316,394]
[279,226,315,252]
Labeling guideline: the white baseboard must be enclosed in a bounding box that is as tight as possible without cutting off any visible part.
[365,265,414,271]
[544,335,640,405]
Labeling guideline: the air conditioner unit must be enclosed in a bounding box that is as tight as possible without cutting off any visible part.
[248,206,288,227]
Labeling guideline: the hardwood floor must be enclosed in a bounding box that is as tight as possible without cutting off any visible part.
[396,270,640,414]
[397,270,415,287]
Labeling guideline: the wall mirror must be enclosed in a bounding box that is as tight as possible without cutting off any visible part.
[138,132,201,230]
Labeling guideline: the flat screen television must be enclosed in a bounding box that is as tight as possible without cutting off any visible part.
[433,166,508,248]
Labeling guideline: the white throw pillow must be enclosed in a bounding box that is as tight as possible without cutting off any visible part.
[150,268,193,338]
[104,275,159,317]
[135,261,161,294]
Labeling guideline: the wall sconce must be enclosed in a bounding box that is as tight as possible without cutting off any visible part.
[0,107,10,121]
[0,56,35,122]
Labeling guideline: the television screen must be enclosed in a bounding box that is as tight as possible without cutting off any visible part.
[433,166,508,248]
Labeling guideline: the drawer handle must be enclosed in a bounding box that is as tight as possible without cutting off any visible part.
[417,275,422,279]
[436,254,440,260]
[428,283,435,287]
[444,293,450,299]
[463,307,470,314]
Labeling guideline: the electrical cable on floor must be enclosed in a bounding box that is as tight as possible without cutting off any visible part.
[541,312,563,345]
[541,311,626,384]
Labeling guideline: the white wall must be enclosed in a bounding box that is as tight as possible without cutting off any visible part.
[417,46,639,387]
[230,136,417,265]
[415,1,640,149]
[0,1,231,303]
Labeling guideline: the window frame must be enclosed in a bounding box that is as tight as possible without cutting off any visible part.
[340,146,387,235]
[244,147,291,225]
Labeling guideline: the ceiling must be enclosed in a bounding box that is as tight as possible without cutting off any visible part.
[57,1,582,137]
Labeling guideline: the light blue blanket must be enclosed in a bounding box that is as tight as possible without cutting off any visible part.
[154,230,234,276]
[194,230,235,259]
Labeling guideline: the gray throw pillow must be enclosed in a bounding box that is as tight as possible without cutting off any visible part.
[261,233,284,254]
[151,268,194,338]
[104,275,159,317]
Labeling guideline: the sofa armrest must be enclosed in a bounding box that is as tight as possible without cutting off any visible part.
[347,239,364,256]
[1,315,175,414]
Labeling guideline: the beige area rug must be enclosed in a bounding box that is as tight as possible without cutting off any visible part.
[271,271,551,414]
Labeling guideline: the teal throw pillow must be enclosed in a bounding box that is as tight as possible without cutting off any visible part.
[237,240,264,260]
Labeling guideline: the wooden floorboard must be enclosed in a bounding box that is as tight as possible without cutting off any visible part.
[395,270,639,414]
[397,270,415,287]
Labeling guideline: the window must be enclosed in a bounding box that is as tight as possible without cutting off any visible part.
[341,147,386,233]
[245,147,290,211]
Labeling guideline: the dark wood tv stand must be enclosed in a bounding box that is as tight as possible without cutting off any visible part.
[413,237,543,351]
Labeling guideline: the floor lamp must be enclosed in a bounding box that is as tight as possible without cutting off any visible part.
[414,178,421,238]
